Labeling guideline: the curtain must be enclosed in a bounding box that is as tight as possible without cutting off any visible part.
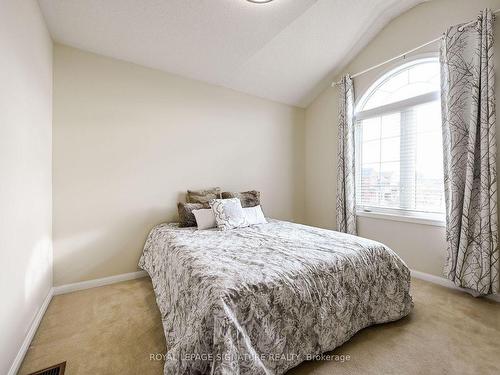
[336,75,357,235]
[440,9,499,295]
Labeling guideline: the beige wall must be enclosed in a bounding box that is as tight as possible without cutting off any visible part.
[305,0,500,277]
[0,1,53,373]
[53,45,305,286]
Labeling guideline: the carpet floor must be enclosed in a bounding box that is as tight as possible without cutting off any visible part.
[19,277,500,375]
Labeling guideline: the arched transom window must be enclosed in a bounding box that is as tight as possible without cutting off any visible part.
[355,58,445,221]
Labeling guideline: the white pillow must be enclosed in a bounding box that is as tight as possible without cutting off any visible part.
[210,198,249,230]
[192,208,217,230]
[243,205,267,225]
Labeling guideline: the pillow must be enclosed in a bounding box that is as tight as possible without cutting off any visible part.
[192,208,217,230]
[187,187,222,205]
[210,198,249,230]
[243,205,267,225]
[177,202,204,227]
[221,190,260,208]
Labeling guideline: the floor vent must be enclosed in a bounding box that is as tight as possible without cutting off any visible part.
[28,362,66,375]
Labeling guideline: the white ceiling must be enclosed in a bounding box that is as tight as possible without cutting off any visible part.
[38,0,426,108]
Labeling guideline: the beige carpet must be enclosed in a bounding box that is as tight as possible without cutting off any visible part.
[19,277,500,375]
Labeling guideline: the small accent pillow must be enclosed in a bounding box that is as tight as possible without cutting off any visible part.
[243,205,267,225]
[210,198,248,230]
[221,190,260,208]
[192,208,217,230]
[187,187,222,205]
[177,202,204,227]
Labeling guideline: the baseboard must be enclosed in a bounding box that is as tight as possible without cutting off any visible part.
[53,270,148,295]
[8,287,54,375]
[410,269,500,303]
[8,270,149,374]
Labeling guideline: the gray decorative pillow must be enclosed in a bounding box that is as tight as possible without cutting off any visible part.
[210,198,248,230]
[221,190,260,208]
[177,202,204,227]
[187,187,222,205]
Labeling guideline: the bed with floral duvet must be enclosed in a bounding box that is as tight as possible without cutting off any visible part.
[139,219,413,375]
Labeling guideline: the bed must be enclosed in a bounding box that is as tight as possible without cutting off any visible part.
[139,219,413,375]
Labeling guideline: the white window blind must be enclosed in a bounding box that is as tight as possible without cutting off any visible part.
[355,58,445,219]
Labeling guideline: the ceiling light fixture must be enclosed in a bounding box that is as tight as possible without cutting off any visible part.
[247,0,274,4]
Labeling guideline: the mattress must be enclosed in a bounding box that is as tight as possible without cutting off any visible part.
[139,219,413,374]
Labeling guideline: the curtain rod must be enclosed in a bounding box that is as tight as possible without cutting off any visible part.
[331,8,500,87]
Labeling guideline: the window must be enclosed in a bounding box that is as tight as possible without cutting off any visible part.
[355,58,445,223]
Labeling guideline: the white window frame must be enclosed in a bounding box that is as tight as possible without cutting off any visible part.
[354,57,445,227]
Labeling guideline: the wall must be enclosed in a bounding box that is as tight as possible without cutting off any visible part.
[0,1,53,373]
[53,45,305,286]
[305,0,500,277]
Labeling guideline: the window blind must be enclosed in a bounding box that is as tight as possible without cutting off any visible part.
[355,99,445,215]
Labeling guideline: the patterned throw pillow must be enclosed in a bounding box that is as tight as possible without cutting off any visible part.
[221,190,260,207]
[187,187,222,205]
[210,198,249,230]
[177,202,204,227]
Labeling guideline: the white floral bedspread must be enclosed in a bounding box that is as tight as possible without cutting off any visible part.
[139,219,413,375]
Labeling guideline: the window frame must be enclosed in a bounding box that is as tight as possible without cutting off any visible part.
[354,56,445,226]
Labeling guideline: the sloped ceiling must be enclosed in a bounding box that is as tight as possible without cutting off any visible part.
[39,0,426,107]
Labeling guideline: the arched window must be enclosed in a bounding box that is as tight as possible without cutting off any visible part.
[355,57,444,221]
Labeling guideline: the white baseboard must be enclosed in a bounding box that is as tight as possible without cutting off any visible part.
[410,269,500,303]
[53,270,148,295]
[8,287,54,375]
[8,270,149,374]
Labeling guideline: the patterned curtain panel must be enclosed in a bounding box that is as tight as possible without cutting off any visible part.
[336,75,357,235]
[440,9,499,295]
